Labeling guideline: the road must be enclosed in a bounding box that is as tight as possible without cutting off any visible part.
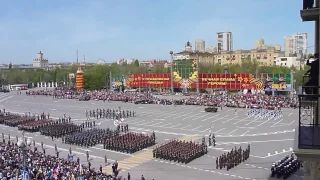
[0,92,304,180]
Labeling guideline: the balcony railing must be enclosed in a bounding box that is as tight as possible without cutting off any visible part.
[298,73,320,149]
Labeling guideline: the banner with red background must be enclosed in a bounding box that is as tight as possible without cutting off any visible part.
[127,73,171,88]
[198,73,259,90]
[126,73,263,90]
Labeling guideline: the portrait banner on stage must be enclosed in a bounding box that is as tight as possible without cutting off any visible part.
[126,73,171,88]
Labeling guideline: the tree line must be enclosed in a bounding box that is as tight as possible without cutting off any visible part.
[0,59,308,90]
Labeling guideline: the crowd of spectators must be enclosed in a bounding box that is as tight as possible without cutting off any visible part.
[0,141,110,179]
[27,89,298,109]
[0,112,154,179]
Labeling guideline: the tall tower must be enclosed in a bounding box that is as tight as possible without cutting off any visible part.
[195,40,205,52]
[254,38,265,49]
[185,41,192,52]
[216,31,233,52]
[284,33,308,57]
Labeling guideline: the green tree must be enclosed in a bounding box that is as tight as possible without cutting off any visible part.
[134,59,139,67]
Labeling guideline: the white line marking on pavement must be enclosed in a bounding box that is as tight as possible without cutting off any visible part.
[233,117,249,124]
[241,131,250,136]
[76,148,92,152]
[288,112,292,116]
[149,122,164,126]
[153,119,165,121]
[192,126,202,131]
[256,116,274,126]
[217,139,294,145]
[158,123,172,127]
[270,118,285,127]
[201,114,220,122]
[141,121,155,125]
[0,96,13,103]
[222,116,239,123]
[90,147,132,156]
[227,129,238,135]
[245,117,261,126]
[236,126,255,129]
[35,142,115,162]
[173,112,194,119]
[214,128,225,133]
[170,124,181,128]
[191,114,210,121]
[212,115,229,123]
[129,120,146,125]
[181,125,191,129]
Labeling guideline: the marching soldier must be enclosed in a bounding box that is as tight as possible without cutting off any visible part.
[216,157,219,169]
[86,150,89,162]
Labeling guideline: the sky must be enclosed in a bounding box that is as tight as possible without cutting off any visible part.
[0,0,316,64]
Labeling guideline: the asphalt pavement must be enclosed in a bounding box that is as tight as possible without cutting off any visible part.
[0,92,304,180]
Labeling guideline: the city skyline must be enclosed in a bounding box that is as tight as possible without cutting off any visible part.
[0,0,315,64]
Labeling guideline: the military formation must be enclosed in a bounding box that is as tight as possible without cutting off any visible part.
[18,119,54,132]
[153,139,208,164]
[216,144,250,170]
[64,128,119,147]
[271,154,302,179]
[0,111,22,124]
[40,123,82,139]
[1,112,35,127]
[86,108,135,120]
[104,132,156,154]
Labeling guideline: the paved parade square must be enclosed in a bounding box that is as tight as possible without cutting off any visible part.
[0,92,304,180]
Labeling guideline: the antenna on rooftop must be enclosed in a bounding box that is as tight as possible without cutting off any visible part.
[84,55,86,63]
[76,50,79,64]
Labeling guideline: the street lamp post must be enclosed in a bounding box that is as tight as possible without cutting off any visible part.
[224,66,228,94]
[169,51,174,94]
[196,53,200,94]
[290,69,295,97]
[148,68,151,93]
[17,138,32,169]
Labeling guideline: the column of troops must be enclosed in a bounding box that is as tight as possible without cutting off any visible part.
[86,108,135,119]
[0,113,21,124]
[104,132,156,154]
[153,139,208,164]
[271,154,302,179]
[64,128,119,147]
[2,115,35,127]
[40,123,82,138]
[216,144,250,170]
[18,119,54,132]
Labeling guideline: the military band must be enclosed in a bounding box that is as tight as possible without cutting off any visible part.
[86,108,135,120]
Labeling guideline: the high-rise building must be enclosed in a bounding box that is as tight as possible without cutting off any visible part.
[254,38,281,51]
[216,31,233,52]
[205,46,217,53]
[254,38,265,49]
[284,33,308,57]
[195,40,205,52]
